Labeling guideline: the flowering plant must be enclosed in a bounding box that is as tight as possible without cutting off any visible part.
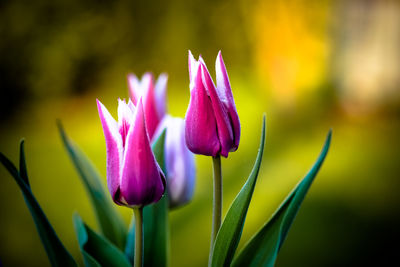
[0,51,331,267]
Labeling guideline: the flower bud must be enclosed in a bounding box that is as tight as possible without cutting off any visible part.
[97,98,165,208]
[185,51,240,157]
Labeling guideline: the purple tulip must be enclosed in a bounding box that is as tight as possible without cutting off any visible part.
[128,73,168,141]
[96,97,166,208]
[185,51,241,157]
[156,115,196,208]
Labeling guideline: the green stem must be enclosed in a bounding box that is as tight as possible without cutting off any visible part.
[133,207,143,267]
[209,155,222,264]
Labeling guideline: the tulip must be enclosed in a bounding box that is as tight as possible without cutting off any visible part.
[128,73,168,141]
[185,51,240,158]
[155,115,196,208]
[185,51,241,259]
[96,97,166,208]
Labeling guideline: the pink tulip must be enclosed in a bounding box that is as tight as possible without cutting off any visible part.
[185,51,240,157]
[128,73,167,141]
[97,98,165,207]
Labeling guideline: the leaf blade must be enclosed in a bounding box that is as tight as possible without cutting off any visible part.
[0,150,77,267]
[143,195,169,267]
[19,139,30,187]
[58,121,127,249]
[232,129,332,267]
[211,115,266,267]
[73,213,130,267]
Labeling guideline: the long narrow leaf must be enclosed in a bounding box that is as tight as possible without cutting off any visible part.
[125,129,169,267]
[19,139,29,187]
[0,142,77,267]
[143,195,169,267]
[73,213,130,267]
[58,121,126,249]
[211,115,266,267]
[232,130,332,267]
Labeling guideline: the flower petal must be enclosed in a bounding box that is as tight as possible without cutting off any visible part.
[185,64,220,156]
[127,98,136,113]
[96,99,123,202]
[129,73,165,141]
[117,99,135,147]
[215,51,241,151]
[154,73,168,120]
[120,98,165,207]
[200,62,234,157]
[164,116,196,208]
[140,73,161,140]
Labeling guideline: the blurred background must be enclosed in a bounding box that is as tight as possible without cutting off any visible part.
[1,0,399,266]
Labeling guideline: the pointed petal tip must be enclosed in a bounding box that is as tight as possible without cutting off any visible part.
[96,98,105,111]
[216,51,226,69]
[188,50,197,62]
[159,73,168,80]
[117,98,127,107]
[96,99,107,119]
[200,61,213,83]
[136,96,146,122]
[127,73,138,82]
[196,62,203,75]
[198,54,205,64]
[156,73,168,86]
[217,50,222,58]
[189,50,196,67]
[142,72,154,81]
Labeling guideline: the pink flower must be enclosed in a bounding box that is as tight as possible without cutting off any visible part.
[97,98,165,207]
[185,51,240,157]
[128,73,167,141]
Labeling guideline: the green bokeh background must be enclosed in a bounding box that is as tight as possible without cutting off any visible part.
[1,0,399,266]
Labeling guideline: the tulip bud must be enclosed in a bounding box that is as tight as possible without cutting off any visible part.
[97,98,166,208]
[185,51,241,157]
[128,73,168,141]
[156,116,196,208]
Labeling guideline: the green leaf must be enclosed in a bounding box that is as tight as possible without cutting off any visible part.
[232,129,332,267]
[73,213,130,267]
[58,121,127,249]
[143,195,169,267]
[0,141,77,267]
[151,129,167,174]
[19,139,29,187]
[125,129,169,267]
[211,115,266,267]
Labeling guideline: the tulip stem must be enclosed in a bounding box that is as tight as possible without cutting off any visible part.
[133,207,143,267]
[210,155,222,263]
